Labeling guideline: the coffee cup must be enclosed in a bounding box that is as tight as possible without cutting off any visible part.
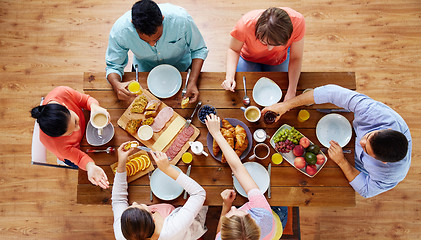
[90,111,109,136]
[248,143,270,160]
[240,106,261,123]
[253,129,270,143]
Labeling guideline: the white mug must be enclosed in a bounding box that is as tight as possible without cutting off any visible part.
[240,106,261,123]
[249,143,270,160]
[253,129,270,143]
[90,111,109,136]
[189,141,208,156]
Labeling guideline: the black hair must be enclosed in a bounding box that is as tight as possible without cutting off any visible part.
[31,103,70,137]
[255,7,293,46]
[370,130,408,162]
[121,207,155,240]
[131,0,163,36]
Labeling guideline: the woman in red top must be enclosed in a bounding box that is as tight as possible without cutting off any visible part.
[221,7,305,102]
[31,86,110,189]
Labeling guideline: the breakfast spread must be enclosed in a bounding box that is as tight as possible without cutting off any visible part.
[213,119,248,163]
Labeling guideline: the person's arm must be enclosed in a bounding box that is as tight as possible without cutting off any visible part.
[112,142,136,240]
[261,88,315,122]
[284,38,304,102]
[328,141,360,182]
[205,114,258,193]
[185,58,204,103]
[216,189,236,232]
[221,37,244,92]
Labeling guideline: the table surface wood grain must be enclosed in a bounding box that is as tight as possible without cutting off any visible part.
[77,71,356,207]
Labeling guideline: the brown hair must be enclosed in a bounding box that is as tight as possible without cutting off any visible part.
[121,207,155,240]
[255,7,293,46]
[220,214,260,240]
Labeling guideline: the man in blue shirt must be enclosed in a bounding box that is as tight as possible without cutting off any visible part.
[106,0,208,101]
[262,84,411,198]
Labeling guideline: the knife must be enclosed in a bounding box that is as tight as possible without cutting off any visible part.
[148,171,153,202]
[321,147,352,154]
[267,163,271,199]
[183,165,192,199]
[136,146,172,160]
[316,109,351,113]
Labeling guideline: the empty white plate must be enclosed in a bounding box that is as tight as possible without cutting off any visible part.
[150,165,183,201]
[252,77,282,107]
[316,113,352,148]
[147,64,182,98]
[233,162,270,198]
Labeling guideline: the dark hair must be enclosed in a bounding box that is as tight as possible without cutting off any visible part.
[31,103,70,137]
[121,207,155,240]
[132,0,163,36]
[255,8,293,46]
[369,130,408,162]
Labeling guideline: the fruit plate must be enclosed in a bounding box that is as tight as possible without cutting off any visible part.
[269,124,327,178]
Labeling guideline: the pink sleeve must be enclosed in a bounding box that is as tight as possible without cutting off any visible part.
[240,188,271,212]
[63,86,99,111]
[230,16,247,42]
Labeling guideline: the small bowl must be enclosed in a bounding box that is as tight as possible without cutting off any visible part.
[137,125,153,141]
[197,104,217,124]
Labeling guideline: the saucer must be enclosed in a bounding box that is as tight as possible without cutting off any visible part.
[86,121,115,146]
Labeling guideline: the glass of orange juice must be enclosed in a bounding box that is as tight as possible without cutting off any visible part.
[297,109,310,122]
[128,81,142,94]
[182,152,193,164]
[271,153,283,164]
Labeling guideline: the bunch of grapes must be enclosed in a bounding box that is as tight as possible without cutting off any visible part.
[275,139,295,153]
[273,127,302,145]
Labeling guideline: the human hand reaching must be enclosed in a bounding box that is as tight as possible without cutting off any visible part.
[86,162,109,189]
[221,79,236,92]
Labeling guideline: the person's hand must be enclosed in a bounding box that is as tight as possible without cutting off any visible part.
[186,84,199,103]
[116,141,136,172]
[113,81,135,101]
[283,89,297,102]
[221,189,236,206]
[328,140,346,165]
[86,162,109,189]
[205,114,221,136]
[261,103,289,123]
[150,151,171,172]
[221,79,236,92]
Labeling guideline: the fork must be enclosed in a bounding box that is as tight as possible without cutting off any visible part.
[181,69,191,97]
[185,101,201,127]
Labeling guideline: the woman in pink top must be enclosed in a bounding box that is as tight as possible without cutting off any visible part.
[221,7,305,102]
[205,114,275,240]
[30,86,110,189]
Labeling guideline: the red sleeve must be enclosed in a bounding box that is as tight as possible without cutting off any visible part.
[230,16,248,42]
[61,86,99,111]
[65,147,93,170]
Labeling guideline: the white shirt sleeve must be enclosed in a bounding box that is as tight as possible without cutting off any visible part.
[111,172,129,240]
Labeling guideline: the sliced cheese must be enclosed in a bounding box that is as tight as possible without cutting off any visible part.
[151,116,185,152]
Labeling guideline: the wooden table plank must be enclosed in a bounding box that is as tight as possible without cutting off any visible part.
[78,72,356,207]
[77,184,355,207]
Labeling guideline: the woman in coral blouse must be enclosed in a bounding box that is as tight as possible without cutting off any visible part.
[31,86,110,189]
[221,7,305,101]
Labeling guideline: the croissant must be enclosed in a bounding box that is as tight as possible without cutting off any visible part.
[221,128,234,163]
[212,138,220,156]
[221,119,235,133]
[234,125,248,157]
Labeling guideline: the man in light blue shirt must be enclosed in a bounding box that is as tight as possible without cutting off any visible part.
[106,0,208,101]
[262,84,411,198]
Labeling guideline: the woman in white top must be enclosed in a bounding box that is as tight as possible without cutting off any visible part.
[112,142,207,240]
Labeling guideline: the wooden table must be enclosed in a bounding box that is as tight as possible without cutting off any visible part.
[77,72,356,207]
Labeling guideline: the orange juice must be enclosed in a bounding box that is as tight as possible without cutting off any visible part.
[182,152,193,164]
[271,153,283,164]
[297,109,310,122]
[128,81,141,94]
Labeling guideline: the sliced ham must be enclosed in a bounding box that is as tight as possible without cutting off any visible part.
[151,107,174,132]
[164,126,195,159]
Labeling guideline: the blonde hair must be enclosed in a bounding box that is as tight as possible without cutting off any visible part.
[220,214,260,240]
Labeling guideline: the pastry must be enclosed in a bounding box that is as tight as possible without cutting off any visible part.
[141,117,154,126]
[181,97,189,109]
[131,95,148,113]
[234,125,248,157]
[144,110,157,118]
[126,119,142,135]
[221,128,234,163]
[145,100,161,111]
[222,119,235,133]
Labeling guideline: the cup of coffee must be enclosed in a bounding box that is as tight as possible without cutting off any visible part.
[90,111,109,136]
[249,143,270,160]
[241,106,261,123]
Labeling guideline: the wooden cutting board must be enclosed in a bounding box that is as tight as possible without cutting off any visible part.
[117,87,200,165]
[110,150,155,183]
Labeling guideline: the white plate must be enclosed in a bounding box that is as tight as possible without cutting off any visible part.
[316,113,352,148]
[147,64,182,98]
[252,77,282,107]
[270,124,327,178]
[86,121,114,146]
[233,162,270,198]
[150,165,183,201]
